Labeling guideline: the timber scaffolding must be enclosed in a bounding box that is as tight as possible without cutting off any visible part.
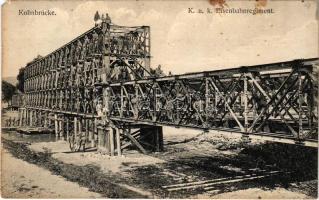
[10,13,319,155]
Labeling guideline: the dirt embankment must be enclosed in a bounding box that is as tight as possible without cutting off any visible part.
[1,139,153,198]
[2,130,318,199]
[1,148,101,198]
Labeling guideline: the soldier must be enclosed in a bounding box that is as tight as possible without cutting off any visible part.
[121,66,129,80]
[81,36,90,59]
[118,36,124,54]
[122,35,129,54]
[98,33,104,54]
[59,90,64,109]
[110,64,121,81]
[102,102,110,124]
[110,36,117,54]
[105,13,111,24]
[96,99,103,117]
[84,87,91,113]
[131,93,138,118]
[92,31,99,54]
[101,14,105,22]
[94,11,101,26]
[154,65,165,77]
[122,96,130,117]
[136,34,143,55]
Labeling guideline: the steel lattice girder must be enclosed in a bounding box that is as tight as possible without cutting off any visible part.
[11,16,319,147]
[109,59,318,146]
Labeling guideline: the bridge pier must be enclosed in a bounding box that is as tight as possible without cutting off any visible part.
[59,117,64,140]
[116,128,122,156]
[29,109,33,127]
[18,108,24,127]
[97,125,107,154]
[96,125,123,156]
[140,126,164,152]
[54,114,58,139]
[44,112,48,128]
[89,119,94,148]
[113,125,164,155]
[110,127,115,156]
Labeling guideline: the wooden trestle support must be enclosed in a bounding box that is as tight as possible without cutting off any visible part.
[10,13,319,156]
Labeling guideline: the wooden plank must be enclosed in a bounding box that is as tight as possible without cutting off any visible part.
[123,129,147,154]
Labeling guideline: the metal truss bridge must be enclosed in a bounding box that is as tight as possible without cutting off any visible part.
[10,12,319,155]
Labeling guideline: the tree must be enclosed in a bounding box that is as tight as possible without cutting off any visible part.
[2,81,16,103]
[16,67,25,92]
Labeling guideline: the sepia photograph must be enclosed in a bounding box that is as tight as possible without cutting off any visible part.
[1,0,318,198]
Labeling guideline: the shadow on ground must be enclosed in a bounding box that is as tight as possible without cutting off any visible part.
[2,136,317,198]
[125,142,318,198]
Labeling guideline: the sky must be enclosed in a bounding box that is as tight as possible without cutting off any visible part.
[2,0,318,78]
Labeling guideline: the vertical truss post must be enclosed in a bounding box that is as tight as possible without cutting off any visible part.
[308,74,313,133]
[54,113,58,139]
[120,86,124,118]
[19,108,23,127]
[155,126,164,151]
[109,127,115,156]
[143,26,151,74]
[152,81,157,122]
[116,128,122,156]
[74,117,78,140]
[29,109,33,127]
[48,112,51,128]
[205,78,209,128]
[134,84,139,120]
[59,116,64,140]
[38,111,42,127]
[66,117,69,141]
[105,125,111,155]
[85,118,89,144]
[298,70,303,140]
[97,125,104,152]
[89,119,94,147]
[243,73,248,132]
[78,118,82,143]
[44,112,48,128]
[93,118,97,147]
[25,109,30,126]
